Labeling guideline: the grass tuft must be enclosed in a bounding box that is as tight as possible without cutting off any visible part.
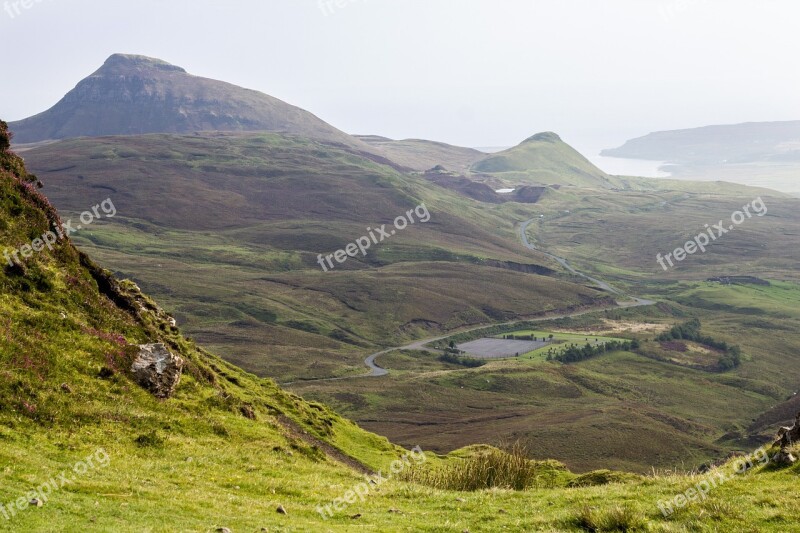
[575,503,646,532]
[401,441,568,491]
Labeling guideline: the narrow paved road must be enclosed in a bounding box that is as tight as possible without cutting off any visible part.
[287,219,655,384]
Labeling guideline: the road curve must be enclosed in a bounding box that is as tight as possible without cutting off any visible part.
[286,219,655,385]
[519,219,621,294]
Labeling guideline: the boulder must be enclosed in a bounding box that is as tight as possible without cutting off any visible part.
[773,450,797,467]
[131,344,184,398]
[774,412,800,449]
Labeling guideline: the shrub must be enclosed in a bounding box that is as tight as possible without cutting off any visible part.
[555,340,633,363]
[438,353,486,368]
[657,319,742,371]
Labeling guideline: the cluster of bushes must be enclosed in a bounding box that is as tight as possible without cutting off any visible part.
[657,318,742,370]
[551,340,636,363]
[439,352,486,368]
[503,334,552,342]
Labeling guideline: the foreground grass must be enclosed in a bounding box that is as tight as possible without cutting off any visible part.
[3,427,800,531]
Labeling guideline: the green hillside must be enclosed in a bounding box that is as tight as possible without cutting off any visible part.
[6,121,800,531]
[22,132,608,383]
[471,132,615,188]
[21,127,800,473]
[356,135,487,172]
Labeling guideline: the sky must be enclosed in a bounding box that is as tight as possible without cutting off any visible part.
[1,0,799,155]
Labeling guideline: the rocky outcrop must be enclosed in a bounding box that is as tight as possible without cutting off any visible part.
[131,344,184,399]
[772,412,800,465]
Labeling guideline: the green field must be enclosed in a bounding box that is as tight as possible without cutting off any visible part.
[494,329,629,360]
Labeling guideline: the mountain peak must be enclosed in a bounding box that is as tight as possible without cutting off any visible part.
[97,54,187,74]
[523,132,562,144]
[9,55,361,147]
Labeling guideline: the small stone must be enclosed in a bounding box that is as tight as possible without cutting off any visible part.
[276,505,288,515]
[216,528,231,533]
[60,383,73,394]
[498,509,507,514]
[29,499,43,507]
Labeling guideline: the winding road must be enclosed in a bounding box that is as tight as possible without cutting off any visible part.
[519,219,620,294]
[287,219,655,384]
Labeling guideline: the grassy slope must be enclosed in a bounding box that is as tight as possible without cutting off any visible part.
[471,132,615,188]
[283,176,800,473]
[528,188,798,284]
[6,126,800,531]
[23,132,608,381]
[355,135,487,172]
[292,297,790,473]
[23,130,800,473]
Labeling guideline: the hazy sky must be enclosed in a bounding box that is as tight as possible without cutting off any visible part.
[1,0,798,153]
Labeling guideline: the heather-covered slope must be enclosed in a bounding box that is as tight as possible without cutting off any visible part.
[22,131,608,382]
[356,135,487,172]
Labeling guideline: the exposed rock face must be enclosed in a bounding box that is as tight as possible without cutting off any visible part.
[774,412,800,449]
[131,343,184,399]
[772,411,800,466]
